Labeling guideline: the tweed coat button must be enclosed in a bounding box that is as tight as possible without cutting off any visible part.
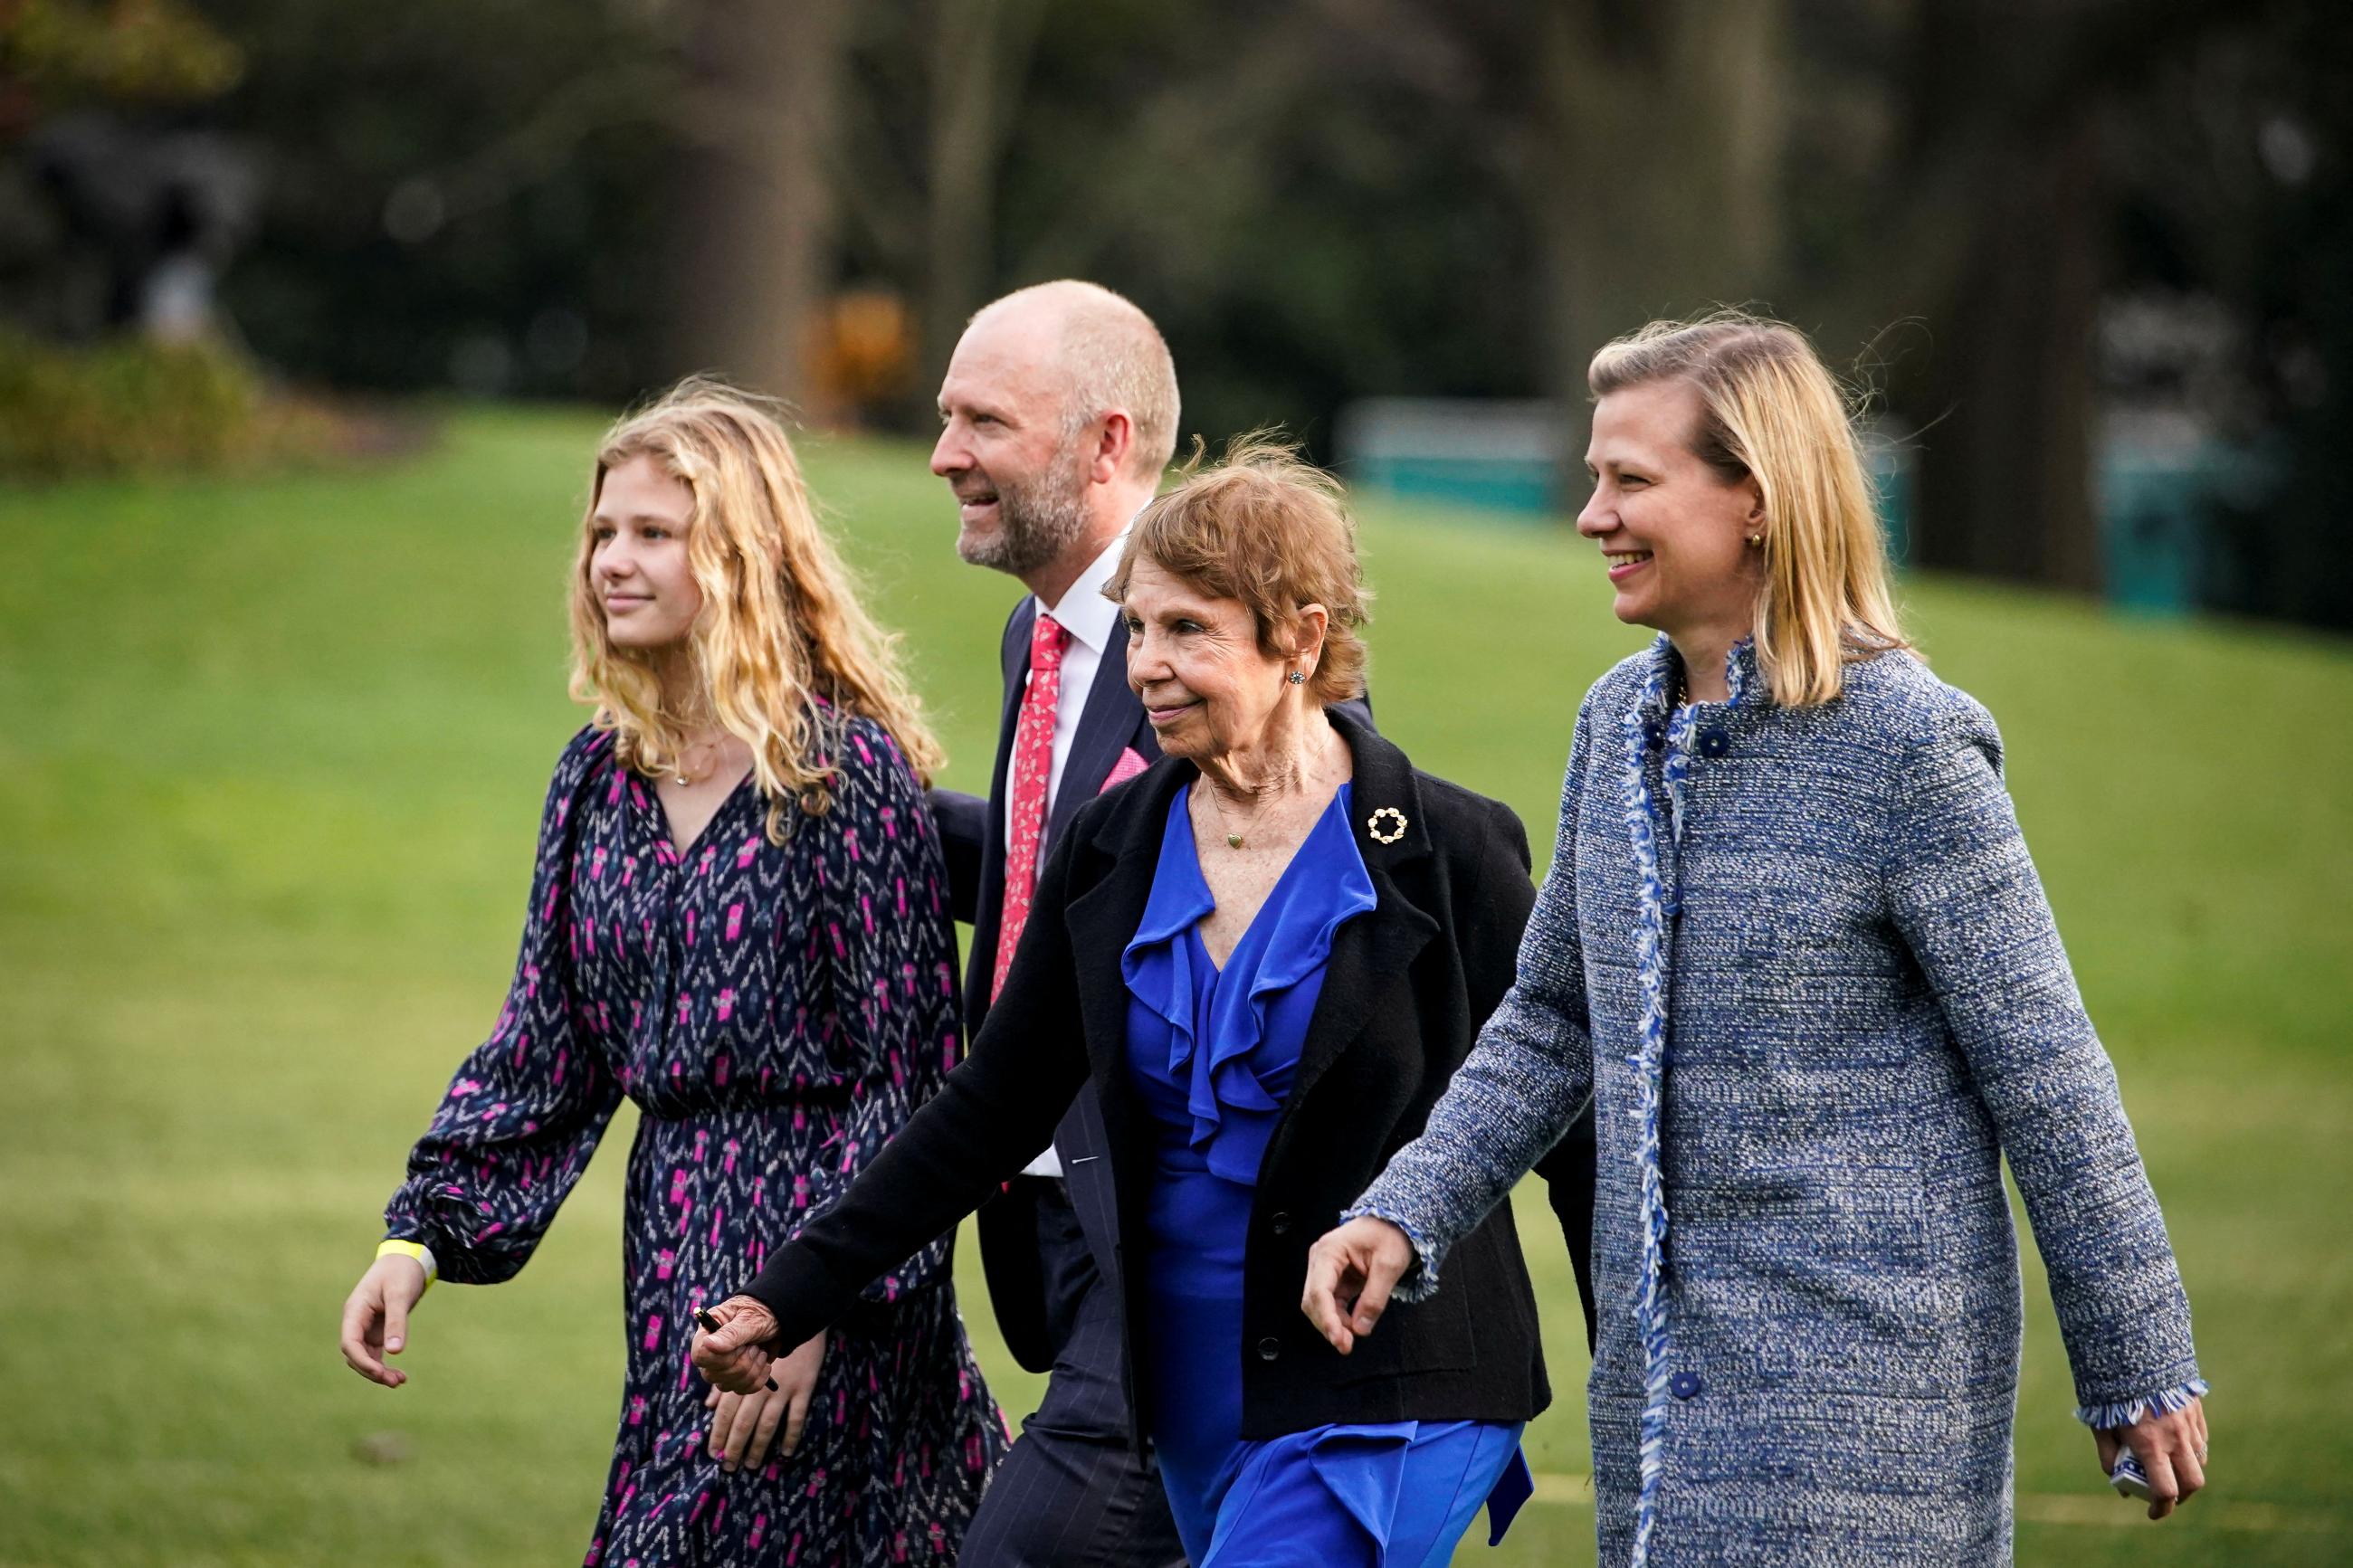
[1699,728,1730,758]
[1269,1211,1292,1235]
[1257,1337,1282,1362]
[1670,1370,1704,1400]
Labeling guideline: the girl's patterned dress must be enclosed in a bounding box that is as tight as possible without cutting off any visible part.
[386,716,1007,1566]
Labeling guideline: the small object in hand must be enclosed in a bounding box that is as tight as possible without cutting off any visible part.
[2110,1449,2154,1501]
[693,1304,778,1390]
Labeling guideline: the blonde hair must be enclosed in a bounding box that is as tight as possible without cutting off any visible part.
[1588,312,1907,706]
[1105,433,1370,704]
[569,377,944,841]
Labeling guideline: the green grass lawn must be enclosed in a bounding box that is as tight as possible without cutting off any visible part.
[3,404,2349,1565]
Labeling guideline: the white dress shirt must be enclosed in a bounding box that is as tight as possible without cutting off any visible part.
[1012,532,1128,1179]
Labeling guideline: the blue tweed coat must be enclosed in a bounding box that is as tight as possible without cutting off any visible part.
[1348,638,2203,1568]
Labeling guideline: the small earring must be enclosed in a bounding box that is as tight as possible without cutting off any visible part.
[1746,535,1763,547]
[1286,670,1307,685]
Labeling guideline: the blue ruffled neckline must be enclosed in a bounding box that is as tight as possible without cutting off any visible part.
[1121,782,1377,1184]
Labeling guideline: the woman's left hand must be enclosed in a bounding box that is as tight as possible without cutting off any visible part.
[2096,1396,2207,1520]
[692,1294,783,1394]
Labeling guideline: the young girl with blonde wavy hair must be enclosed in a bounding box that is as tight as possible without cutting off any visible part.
[339,380,1005,1565]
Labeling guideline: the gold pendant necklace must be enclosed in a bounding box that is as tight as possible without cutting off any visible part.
[672,736,720,786]
[1200,780,1272,850]
[1209,797,1247,849]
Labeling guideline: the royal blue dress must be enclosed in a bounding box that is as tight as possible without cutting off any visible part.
[1121,783,1531,1568]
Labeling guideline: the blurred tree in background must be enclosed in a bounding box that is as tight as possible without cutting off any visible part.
[0,0,277,470]
[2,0,249,337]
[184,0,676,395]
[2103,0,2353,630]
[2,0,2343,627]
[0,0,241,123]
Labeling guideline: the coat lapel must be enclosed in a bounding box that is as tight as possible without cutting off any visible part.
[1061,757,1190,1263]
[962,596,1039,1025]
[986,594,1037,851]
[998,596,1037,758]
[1054,710,1435,1193]
[1283,709,1438,1109]
[1066,757,1190,1095]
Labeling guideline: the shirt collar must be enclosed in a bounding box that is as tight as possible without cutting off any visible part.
[1042,530,1129,656]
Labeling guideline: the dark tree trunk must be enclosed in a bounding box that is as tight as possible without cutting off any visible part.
[667,0,848,404]
[1908,111,2105,590]
[922,0,1048,389]
[1877,0,2278,594]
[1521,0,1787,428]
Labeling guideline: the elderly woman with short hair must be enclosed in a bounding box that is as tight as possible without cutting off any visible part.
[1302,315,2208,1568]
[693,442,1572,1567]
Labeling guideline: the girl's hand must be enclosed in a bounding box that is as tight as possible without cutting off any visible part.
[691,1294,782,1394]
[338,1254,429,1388]
[1300,1216,1415,1354]
[704,1329,827,1470]
[2096,1396,2208,1520]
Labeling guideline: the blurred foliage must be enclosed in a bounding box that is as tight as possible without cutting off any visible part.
[2147,4,2353,631]
[183,0,1549,438]
[194,0,681,398]
[976,1,1548,441]
[0,323,353,475]
[0,0,243,121]
[2,0,2345,625]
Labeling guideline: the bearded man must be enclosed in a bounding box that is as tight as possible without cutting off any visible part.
[925,280,1190,1566]
[922,281,1586,1565]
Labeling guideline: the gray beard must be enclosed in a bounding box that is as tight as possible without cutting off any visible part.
[957,446,1091,577]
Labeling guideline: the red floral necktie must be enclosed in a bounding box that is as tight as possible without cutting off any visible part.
[993,611,1070,1000]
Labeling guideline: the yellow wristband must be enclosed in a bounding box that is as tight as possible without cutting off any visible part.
[376,1239,437,1293]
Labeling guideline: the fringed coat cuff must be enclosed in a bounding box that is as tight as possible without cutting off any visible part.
[2075,1375,2209,1430]
[1338,1200,1446,1304]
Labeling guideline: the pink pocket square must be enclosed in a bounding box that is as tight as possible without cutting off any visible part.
[1101,746,1149,790]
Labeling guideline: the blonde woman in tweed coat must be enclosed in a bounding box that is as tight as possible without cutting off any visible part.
[1300,315,2208,1567]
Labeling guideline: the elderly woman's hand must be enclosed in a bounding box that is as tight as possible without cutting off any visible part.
[1300,1216,1415,1354]
[2096,1396,2208,1520]
[691,1294,782,1395]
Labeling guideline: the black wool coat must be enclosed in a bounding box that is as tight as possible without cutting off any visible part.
[744,708,1555,1446]
[930,594,1166,1375]
[932,596,1398,1376]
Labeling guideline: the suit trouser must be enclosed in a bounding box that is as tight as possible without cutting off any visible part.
[960,1179,1187,1568]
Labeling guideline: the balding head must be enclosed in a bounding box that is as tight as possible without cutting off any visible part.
[966,280,1180,480]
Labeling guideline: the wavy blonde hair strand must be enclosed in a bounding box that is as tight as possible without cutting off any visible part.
[568,378,944,841]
